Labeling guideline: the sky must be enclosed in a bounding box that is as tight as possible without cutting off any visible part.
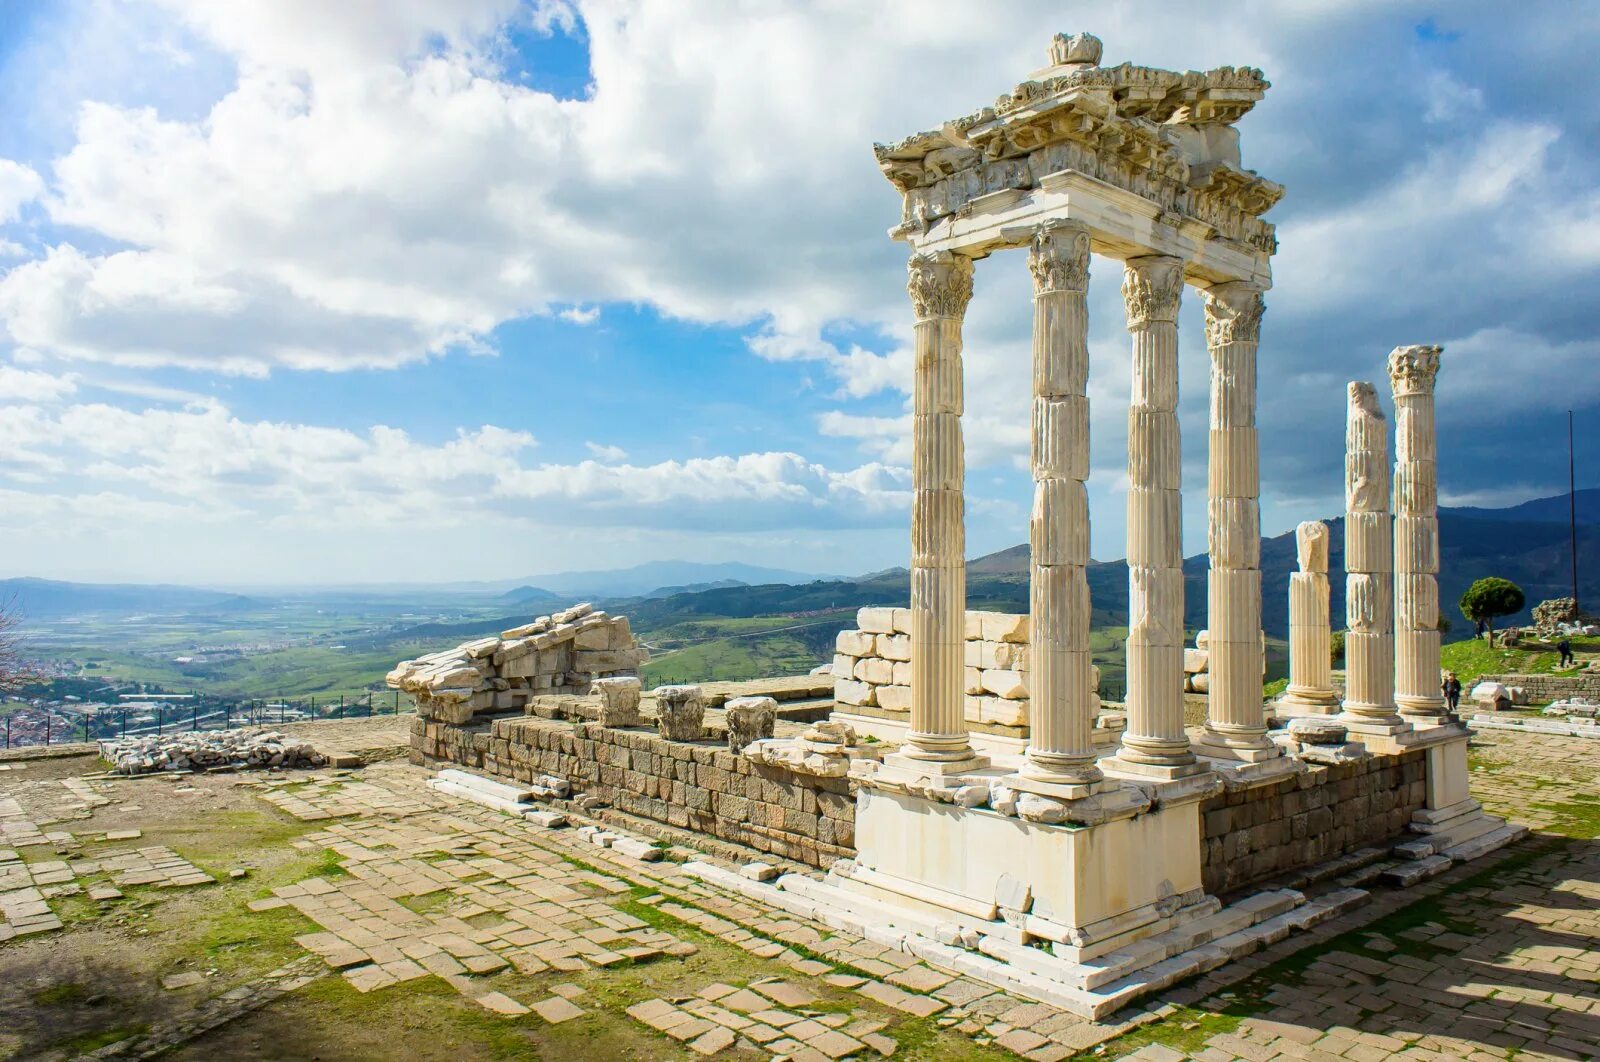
[0,1,1596,587]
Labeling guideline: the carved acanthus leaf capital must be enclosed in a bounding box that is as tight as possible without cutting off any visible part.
[1028,220,1090,294]
[907,251,974,320]
[1387,344,1442,397]
[1203,282,1265,348]
[1121,256,1184,330]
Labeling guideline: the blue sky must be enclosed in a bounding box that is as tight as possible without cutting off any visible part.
[0,2,1596,585]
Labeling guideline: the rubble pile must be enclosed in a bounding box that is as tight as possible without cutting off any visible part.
[387,603,647,725]
[102,729,326,774]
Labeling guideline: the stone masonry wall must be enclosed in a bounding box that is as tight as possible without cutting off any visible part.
[1476,672,1600,704]
[414,712,1429,888]
[1200,750,1427,896]
[411,715,854,868]
[832,607,1048,731]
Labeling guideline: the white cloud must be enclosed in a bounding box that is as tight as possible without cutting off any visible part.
[584,440,626,461]
[0,398,906,531]
[0,365,77,403]
[560,305,600,325]
[0,160,44,224]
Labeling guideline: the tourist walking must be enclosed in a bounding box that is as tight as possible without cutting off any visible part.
[1557,638,1575,668]
[1442,672,1462,713]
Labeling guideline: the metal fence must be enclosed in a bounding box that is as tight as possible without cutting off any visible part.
[1,690,415,751]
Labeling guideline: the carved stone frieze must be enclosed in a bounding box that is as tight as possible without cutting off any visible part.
[906,251,974,320]
[874,36,1281,256]
[1028,220,1091,294]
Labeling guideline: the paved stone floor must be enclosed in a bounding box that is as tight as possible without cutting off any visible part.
[0,720,1595,1059]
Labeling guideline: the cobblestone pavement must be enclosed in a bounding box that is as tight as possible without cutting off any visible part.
[2,717,1595,1060]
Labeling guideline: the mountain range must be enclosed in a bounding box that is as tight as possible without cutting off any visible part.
[1,490,1592,634]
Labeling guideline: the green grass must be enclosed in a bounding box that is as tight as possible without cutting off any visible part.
[49,1023,151,1056]
[1439,634,1600,687]
[1077,1006,1242,1059]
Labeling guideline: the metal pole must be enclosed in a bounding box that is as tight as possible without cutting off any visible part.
[1571,409,1580,609]
[192,705,198,731]
[46,715,51,745]
[157,707,163,736]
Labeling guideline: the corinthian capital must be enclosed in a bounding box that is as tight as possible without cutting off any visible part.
[1028,220,1090,294]
[1121,255,1183,330]
[907,251,974,320]
[1387,344,1442,397]
[1202,282,1265,348]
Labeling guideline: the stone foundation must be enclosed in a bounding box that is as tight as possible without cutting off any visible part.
[1201,750,1427,895]
[411,714,855,868]
[413,708,1434,893]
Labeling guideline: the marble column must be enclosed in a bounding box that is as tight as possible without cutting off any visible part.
[899,251,983,770]
[1020,221,1101,785]
[1196,283,1278,760]
[1339,382,1406,734]
[1389,345,1448,722]
[1279,521,1339,714]
[1111,256,1197,776]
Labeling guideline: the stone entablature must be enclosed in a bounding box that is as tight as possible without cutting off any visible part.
[875,33,1281,266]
[387,603,646,724]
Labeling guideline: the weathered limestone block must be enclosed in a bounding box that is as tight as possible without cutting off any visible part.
[876,684,912,712]
[654,685,706,742]
[981,669,1029,700]
[836,630,876,657]
[725,696,777,751]
[834,679,876,707]
[877,634,913,662]
[858,607,896,634]
[594,677,643,727]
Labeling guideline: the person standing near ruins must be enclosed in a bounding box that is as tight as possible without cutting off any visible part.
[1557,637,1575,668]
[1442,671,1462,713]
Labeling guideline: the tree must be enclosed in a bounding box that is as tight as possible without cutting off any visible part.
[0,597,23,694]
[1459,577,1526,644]
[1330,629,1346,665]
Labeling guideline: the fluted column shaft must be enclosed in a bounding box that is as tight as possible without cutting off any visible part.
[904,252,978,763]
[1198,283,1276,755]
[1389,345,1447,721]
[1283,521,1339,711]
[1340,382,1404,729]
[1022,221,1100,783]
[1116,256,1195,770]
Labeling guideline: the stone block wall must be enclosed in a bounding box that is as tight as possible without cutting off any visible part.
[411,714,855,868]
[1199,750,1427,895]
[832,607,1036,731]
[388,604,646,724]
[1475,672,1600,704]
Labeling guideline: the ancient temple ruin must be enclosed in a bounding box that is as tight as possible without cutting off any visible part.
[404,33,1522,1019]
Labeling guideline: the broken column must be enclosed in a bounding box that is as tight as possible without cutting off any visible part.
[1339,383,1407,738]
[1389,344,1449,723]
[593,676,642,727]
[1278,521,1339,715]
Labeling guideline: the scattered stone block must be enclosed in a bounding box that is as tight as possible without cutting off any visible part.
[741,862,779,882]
[531,996,585,1023]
